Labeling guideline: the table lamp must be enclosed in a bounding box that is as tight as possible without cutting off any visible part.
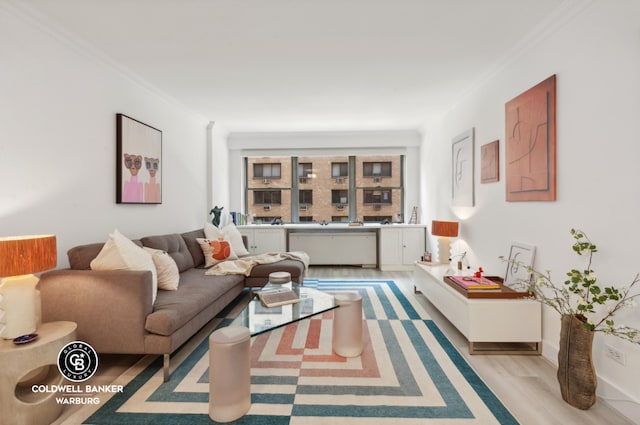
[431,220,459,264]
[0,235,57,339]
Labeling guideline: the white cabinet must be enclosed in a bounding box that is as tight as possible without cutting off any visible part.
[414,263,541,354]
[238,227,286,254]
[379,226,425,271]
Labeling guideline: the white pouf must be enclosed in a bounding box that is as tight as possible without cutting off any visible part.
[209,326,251,422]
[332,291,363,357]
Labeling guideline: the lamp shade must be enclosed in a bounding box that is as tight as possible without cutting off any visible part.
[0,235,57,277]
[431,220,459,238]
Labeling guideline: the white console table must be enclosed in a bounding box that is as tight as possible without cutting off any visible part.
[414,262,541,354]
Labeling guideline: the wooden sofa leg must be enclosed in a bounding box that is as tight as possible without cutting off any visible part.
[163,354,170,382]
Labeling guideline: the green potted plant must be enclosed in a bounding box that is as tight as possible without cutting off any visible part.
[503,229,640,409]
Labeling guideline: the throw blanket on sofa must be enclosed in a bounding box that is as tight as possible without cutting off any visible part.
[204,251,310,277]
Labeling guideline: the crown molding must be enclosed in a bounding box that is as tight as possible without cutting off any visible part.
[447,0,596,113]
[1,0,209,123]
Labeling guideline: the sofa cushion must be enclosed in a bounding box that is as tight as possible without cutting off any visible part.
[68,243,106,270]
[145,269,244,336]
[181,229,206,268]
[141,233,194,273]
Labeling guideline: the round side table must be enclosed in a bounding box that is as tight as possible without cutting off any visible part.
[0,321,77,425]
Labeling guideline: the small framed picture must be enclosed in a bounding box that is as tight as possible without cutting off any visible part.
[451,128,475,207]
[504,242,536,288]
[481,140,499,183]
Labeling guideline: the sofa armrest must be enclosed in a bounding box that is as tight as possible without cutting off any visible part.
[39,269,154,354]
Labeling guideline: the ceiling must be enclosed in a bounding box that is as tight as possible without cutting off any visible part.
[23,0,566,132]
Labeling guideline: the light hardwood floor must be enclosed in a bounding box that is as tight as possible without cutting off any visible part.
[306,266,636,425]
[54,266,636,424]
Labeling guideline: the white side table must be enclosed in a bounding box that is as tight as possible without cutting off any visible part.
[0,321,77,425]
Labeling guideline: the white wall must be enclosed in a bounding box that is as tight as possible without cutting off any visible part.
[0,4,210,267]
[421,0,640,419]
[207,121,231,213]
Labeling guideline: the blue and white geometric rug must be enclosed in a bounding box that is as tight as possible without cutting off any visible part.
[85,280,519,424]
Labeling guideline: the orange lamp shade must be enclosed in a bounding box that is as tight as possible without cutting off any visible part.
[431,221,459,238]
[0,235,57,277]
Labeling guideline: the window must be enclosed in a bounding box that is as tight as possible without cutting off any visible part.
[332,190,348,205]
[331,216,349,222]
[298,163,313,178]
[363,161,392,177]
[331,162,348,177]
[245,155,402,223]
[363,215,392,223]
[253,190,282,204]
[253,163,281,178]
[363,189,392,204]
[299,190,313,204]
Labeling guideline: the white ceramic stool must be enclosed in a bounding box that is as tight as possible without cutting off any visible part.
[332,291,363,357]
[209,326,251,423]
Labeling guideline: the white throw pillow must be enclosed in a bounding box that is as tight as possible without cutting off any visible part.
[203,222,221,239]
[90,229,158,303]
[204,222,249,256]
[197,237,238,268]
[144,247,180,291]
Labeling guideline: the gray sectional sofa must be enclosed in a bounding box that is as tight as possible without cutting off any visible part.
[39,228,305,381]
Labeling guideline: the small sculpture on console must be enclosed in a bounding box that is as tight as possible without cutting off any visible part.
[210,206,223,228]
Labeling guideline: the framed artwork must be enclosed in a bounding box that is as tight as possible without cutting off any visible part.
[505,75,556,201]
[504,242,536,289]
[116,114,162,204]
[451,128,474,207]
[481,140,499,183]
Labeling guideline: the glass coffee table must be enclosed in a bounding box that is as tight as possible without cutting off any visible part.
[230,282,337,336]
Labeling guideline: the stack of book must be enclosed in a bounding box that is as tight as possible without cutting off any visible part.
[447,276,501,290]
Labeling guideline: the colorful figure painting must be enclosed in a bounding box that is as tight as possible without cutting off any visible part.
[116,114,162,204]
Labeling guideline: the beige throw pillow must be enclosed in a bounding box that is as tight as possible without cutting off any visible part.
[90,229,158,303]
[144,247,180,291]
[197,237,238,268]
[204,222,249,256]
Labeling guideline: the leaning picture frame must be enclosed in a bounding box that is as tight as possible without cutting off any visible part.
[116,113,163,204]
[504,242,536,289]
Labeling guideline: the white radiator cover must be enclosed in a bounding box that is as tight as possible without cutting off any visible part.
[288,232,377,266]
